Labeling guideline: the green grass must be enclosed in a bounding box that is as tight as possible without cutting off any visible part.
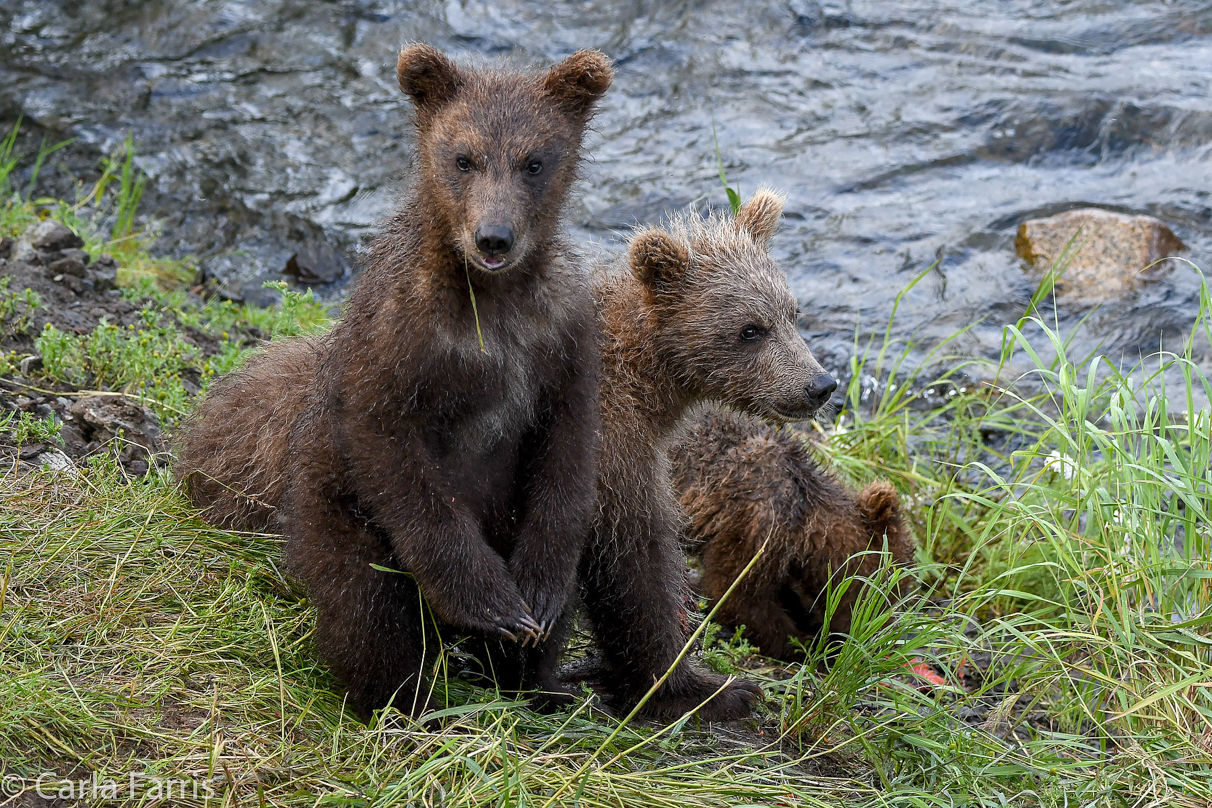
[2,124,1211,805]
[2,266,1209,806]
[24,281,328,426]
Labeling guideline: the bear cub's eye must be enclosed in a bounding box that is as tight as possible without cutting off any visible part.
[456,156,472,172]
[739,325,765,341]
[526,160,543,175]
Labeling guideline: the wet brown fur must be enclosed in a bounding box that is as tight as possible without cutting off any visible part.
[670,408,916,661]
[175,45,612,720]
[176,336,322,532]
[580,191,836,720]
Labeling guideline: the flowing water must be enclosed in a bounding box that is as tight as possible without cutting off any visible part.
[3,0,1211,380]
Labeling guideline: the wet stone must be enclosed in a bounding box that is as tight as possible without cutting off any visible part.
[1016,208,1186,304]
[239,282,281,307]
[789,0,824,29]
[70,394,165,460]
[40,449,77,476]
[284,240,347,285]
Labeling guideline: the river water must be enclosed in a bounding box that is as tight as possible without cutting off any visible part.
[2,0,1211,380]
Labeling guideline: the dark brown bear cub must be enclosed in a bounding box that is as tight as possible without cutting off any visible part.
[176,45,612,720]
[670,408,916,661]
[581,189,838,721]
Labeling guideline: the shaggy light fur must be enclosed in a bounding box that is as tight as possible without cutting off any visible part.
[670,408,915,660]
[580,189,837,720]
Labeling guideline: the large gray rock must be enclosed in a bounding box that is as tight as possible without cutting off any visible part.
[1015,208,1186,303]
[12,219,85,265]
[26,219,84,252]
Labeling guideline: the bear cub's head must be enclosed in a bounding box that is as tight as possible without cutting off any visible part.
[630,189,836,421]
[397,44,613,274]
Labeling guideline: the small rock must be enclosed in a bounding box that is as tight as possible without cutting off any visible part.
[284,239,347,284]
[57,274,94,295]
[40,449,78,477]
[25,219,84,252]
[88,263,118,292]
[19,443,46,461]
[94,253,118,269]
[59,248,91,266]
[1016,208,1186,303]
[239,282,281,308]
[18,355,43,376]
[0,237,12,260]
[47,256,88,278]
[70,394,165,457]
[11,239,40,265]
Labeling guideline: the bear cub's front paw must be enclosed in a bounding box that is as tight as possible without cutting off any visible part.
[642,668,764,722]
[455,583,544,645]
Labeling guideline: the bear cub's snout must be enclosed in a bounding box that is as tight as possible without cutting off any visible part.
[804,374,838,413]
[474,224,514,261]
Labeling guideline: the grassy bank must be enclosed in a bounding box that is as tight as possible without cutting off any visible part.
[2,138,1211,806]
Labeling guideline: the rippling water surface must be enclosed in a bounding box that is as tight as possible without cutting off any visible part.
[3,0,1211,375]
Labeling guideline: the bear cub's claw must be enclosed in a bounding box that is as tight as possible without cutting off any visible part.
[486,607,543,645]
[512,582,565,641]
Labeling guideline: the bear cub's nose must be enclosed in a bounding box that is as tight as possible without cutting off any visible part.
[804,375,838,410]
[475,225,515,257]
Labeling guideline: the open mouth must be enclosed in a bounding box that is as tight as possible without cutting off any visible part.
[470,253,510,272]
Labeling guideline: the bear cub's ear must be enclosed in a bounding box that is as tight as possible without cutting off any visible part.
[735,187,786,248]
[397,44,465,115]
[544,50,614,119]
[629,229,690,292]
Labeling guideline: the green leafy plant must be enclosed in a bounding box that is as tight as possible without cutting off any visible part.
[702,621,758,674]
[259,280,333,338]
[35,313,196,423]
[0,276,42,338]
[0,409,63,448]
